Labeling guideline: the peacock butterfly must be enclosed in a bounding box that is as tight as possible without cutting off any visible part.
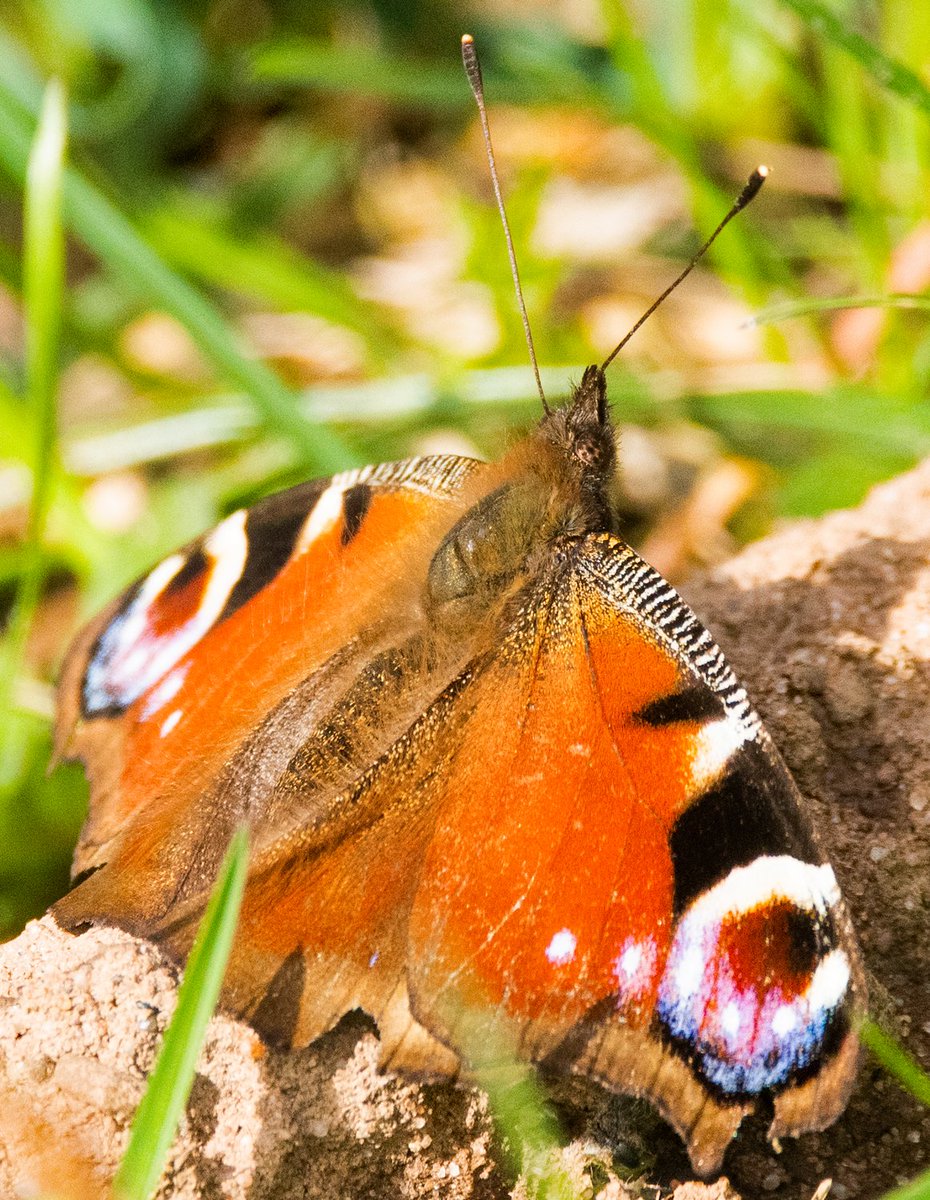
[50,36,863,1177]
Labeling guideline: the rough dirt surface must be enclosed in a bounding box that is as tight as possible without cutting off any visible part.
[2,461,930,1199]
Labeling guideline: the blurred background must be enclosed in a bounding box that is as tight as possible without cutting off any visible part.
[0,0,928,936]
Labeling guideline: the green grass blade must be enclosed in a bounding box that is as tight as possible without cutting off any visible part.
[879,0,930,218]
[112,826,249,1200]
[779,0,930,118]
[601,5,781,309]
[449,1009,573,1200]
[249,39,467,109]
[690,388,930,456]
[0,78,66,789]
[752,294,930,325]
[478,1062,573,1200]
[860,1016,930,1109]
[144,200,398,361]
[23,87,65,487]
[61,175,335,467]
[0,79,352,472]
[879,1166,930,1200]
[820,36,887,280]
[62,365,582,475]
[861,1016,930,1200]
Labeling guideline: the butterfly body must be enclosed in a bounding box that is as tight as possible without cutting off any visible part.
[53,365,863,1175]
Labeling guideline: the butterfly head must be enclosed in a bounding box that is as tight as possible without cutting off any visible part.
[541,365,611,468]
[424,367,619,631]
[533,364,619,537]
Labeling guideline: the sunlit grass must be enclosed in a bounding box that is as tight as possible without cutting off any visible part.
[861,1017,930,1110]
[0,81,348,472]
[112,827,248,1200]
[753,294,930,324]
[0,77,65,789]
[780,0,930,119]
[250,38,468,109]
[880,1166,930,1200]
[479,1064,575,1200]
[861,1015,930,1200]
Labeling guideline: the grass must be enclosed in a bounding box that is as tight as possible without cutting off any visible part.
[0,79,352,472]
[0,78,66,792]
[860,1016,930,1200]
[779,0,930,119]
[1,0,930,1195]
[112,827,248,1200]
[860,1017,930,1110]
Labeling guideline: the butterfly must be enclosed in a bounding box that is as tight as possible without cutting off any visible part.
[50,37,864,1179]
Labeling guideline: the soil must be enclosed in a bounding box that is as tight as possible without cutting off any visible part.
[2,460,930,1200]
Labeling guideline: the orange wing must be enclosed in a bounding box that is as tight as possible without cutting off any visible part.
[54,454,481,919]
[402,532,863,1173]
[57,526,861,1176]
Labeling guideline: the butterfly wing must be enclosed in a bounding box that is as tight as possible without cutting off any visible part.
[54,454,481,918]
[401,531,863,1174]
[55,473,862,1175]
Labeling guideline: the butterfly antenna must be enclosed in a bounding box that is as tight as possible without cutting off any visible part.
[462,34,549,415]
[601,166,770,372]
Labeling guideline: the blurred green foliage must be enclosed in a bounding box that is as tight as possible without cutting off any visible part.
[0,0,929,937]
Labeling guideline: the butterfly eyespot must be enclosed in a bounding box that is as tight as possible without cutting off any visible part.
[657,858,852,1098]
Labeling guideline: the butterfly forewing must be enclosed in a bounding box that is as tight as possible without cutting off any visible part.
[55,454,483,916]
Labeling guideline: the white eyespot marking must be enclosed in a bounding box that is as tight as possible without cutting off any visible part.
[108,553,187,679]
[688,715,754,791]
[617,941,642,979]
[772,1003,798,1037]
[368,951,380,969]
[568,743,591,757]
[612,935,659,1003]
[720,1001,742,1039]
[296,480,350,553]
[160,709,182,738]
[141,663,190,719]
[808,949,851,1013]
[673,943,706,999]
[122,645,153,679]
[84,510,249,715]
[145,510,248,701]
[545,929,577,966]
[142,554,188,600]
[678,856,841,928]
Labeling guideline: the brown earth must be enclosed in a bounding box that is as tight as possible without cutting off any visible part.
[2,459,930,1200]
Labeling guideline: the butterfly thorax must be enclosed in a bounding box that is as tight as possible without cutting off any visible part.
[426,365,618,632]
